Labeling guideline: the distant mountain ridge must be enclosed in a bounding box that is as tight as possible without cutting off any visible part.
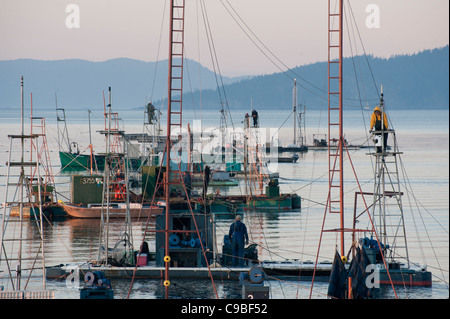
[171,46,449,111]
[0,58,244,109]
[0,46,448,111]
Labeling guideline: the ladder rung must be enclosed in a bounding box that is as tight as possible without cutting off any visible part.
[8,134,38,139]
[7,162,37,167]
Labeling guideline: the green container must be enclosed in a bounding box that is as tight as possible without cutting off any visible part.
[249,196,292,210]
[226,162,241,172]
[71,175,104,204]
[142,166,157,199]
[265,186,280,197]
[142,166,165,199]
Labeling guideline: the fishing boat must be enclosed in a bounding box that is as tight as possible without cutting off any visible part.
[312,1,432,298]
[259,2,433,298]
[266,153,299,163]
[56,107,105,171]
[306,134,361,150]
[58,200,163,219]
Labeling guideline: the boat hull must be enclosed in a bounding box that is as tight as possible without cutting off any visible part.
[59,203,163,219]
[59,151,105,170]
[378,268,432,287]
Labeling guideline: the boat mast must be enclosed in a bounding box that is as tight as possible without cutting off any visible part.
[327,0,345,256]
[293,79,297,146]
[164,0,186,299]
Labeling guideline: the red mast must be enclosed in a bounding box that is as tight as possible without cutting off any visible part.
[164,0,185,299]
[327,0,345,256]
[310,0,345,298]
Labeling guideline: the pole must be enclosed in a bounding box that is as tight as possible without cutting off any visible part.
[18,76,24,290]
[293,79,297,145]
[338,0,344,257]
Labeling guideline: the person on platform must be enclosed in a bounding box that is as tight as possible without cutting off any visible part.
[370,106,389,153]
[229,215,249,267]
[251,109,259,128]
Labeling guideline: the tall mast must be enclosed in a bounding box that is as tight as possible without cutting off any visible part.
[293,78,297,145]
[327,0,345,256]
[164,0,185,299]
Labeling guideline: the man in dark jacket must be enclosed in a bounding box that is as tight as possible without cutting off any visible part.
[229,215,249,267]
[251,109,259,128]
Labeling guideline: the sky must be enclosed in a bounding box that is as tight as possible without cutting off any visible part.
[0,0,448,76]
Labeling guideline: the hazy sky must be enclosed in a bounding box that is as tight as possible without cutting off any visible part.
[0,0,448,76]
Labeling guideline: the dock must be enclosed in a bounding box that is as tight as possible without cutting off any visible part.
[45,261,333,282]
[46,263,252,281]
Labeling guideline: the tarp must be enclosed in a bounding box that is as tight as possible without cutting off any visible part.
[328,247,374,299]
[347,247,373,298]
[327,251,348,299]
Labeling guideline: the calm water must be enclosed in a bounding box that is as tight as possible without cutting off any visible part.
[0,106,448,299]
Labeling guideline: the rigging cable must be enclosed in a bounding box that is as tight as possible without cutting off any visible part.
[199,0,235,129]
[219,0,379,107]
[149,0,168,103]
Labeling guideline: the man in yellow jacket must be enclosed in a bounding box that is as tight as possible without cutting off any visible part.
[370,106,388,153]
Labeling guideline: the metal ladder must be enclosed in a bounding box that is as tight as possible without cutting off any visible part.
[0,133,48,295]
[325,0,345,255]
[30,116,58,203]
[370,129,409,267]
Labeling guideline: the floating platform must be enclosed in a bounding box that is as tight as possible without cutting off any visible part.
[261,260,432,286]
[45,262,333,282]
[306,145,362,151]
[45,263,253,281]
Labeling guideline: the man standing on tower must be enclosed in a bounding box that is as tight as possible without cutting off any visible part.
[370,106,388,153]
